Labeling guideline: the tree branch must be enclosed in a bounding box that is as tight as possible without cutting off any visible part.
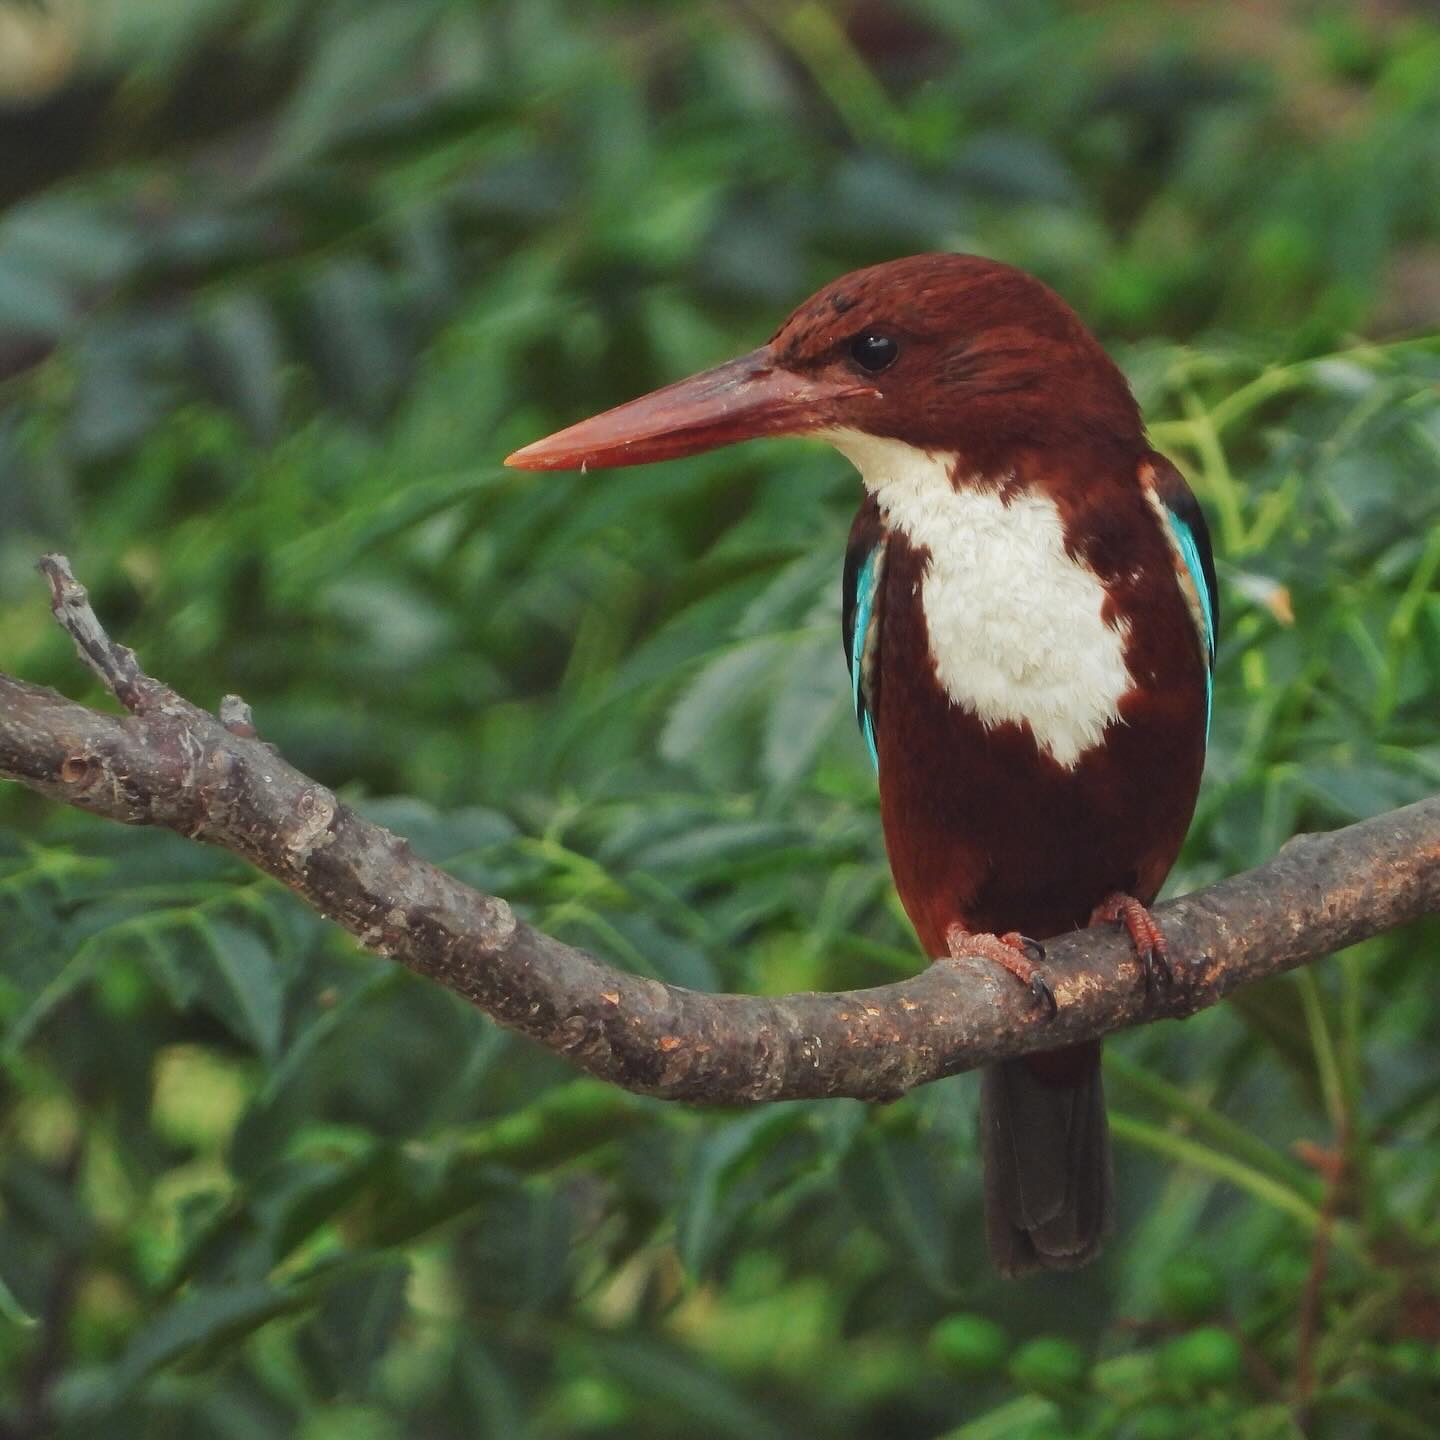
[2,555,1438,1103]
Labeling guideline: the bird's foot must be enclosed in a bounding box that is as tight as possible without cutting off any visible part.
[944,925,1056,1019]
[1090,892,1170,995]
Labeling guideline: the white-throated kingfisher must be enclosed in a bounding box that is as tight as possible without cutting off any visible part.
[506,254,1218,1276]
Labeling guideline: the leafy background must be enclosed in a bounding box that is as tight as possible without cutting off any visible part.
[1,0,1438,1436]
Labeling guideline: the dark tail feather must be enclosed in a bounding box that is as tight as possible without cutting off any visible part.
[980,1042,1112,1277]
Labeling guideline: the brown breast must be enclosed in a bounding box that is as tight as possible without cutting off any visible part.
[873,496,1208,956]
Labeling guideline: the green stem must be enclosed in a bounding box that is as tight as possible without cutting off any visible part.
[1109,1112,1368,1265]
[1205,334,1440,435]
[757,0,903,148]
[1107,1052,1319,1198]
[1378,523,1440,723]
[1180,391,1246,554]
[1295,970,1346,1135]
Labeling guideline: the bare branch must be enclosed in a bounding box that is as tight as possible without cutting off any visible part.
[2,556,1438,1103]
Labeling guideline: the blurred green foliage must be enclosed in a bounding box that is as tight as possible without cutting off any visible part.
[1,0,1439,1436]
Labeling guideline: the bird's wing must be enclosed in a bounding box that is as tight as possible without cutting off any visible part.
[1143,455,1219,730]
[841,497,888,773]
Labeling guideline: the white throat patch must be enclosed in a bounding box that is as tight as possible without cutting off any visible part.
[822,429,1132,769]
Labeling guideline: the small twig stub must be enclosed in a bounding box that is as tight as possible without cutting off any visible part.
[39,554,151,713]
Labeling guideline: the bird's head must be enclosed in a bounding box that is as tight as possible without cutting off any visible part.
[505,254,1143,479]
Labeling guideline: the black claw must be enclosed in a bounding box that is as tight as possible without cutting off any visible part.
[1029,973,1058,1019]
[1142,947,1173,995]
[1018,935,1046,964]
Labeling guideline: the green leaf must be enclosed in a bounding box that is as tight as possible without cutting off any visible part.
[199,921,286,1061]
[112,1284,309,1396]
[302,259,402,420]
[762,632,848,788]
[588,1336,791,1440]
[455,1345,529,1440]
[660,637,786,783]
[463,1080,652,1171]
[628,820,811,876]
[0,1267,36,1328]
[300,1261,410,1397]
[0,255,70,336]
[195,294,287,445]
[840,1126,955,1293]
[2,943,94,1055]
[677,1107,809,1276]
[270,5,446,167]
[260,969,402,1104]
[275,471,518,598]
[171,1147,383,1285]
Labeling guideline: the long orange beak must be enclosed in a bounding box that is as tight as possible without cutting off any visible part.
[505,345,877,471]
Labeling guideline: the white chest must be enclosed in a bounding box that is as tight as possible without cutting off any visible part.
[824,431,1133,770]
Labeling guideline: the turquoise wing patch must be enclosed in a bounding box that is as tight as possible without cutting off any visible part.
[849,545,884,772]
[1164,510,1216,662]
[1160,506,1217,740]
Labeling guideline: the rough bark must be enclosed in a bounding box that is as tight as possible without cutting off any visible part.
[2,555,1437,1103]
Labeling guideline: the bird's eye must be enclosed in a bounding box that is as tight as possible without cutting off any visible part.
[848,332,899,373]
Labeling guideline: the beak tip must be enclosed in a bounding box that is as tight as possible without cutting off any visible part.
[504,437,615,472]
[503,443,555,471]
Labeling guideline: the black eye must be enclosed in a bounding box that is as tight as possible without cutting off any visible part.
[849,332,899,373]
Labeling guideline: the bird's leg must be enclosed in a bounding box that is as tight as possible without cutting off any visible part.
[944,925,1056,1019]
[1090,892,1170,994]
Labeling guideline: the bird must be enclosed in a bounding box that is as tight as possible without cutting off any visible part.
[506,253,1218,1276]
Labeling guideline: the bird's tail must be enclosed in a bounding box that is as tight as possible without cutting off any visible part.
[980,1042,1112,1277]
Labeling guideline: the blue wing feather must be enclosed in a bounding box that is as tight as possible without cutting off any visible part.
[1148,458,1219,743]
[850,547,883,771]
[1162,508,1215,737]
[841,502,887,775]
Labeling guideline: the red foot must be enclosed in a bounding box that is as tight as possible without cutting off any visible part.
[1090,892,1171,994]
[944,925,1057,1018]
